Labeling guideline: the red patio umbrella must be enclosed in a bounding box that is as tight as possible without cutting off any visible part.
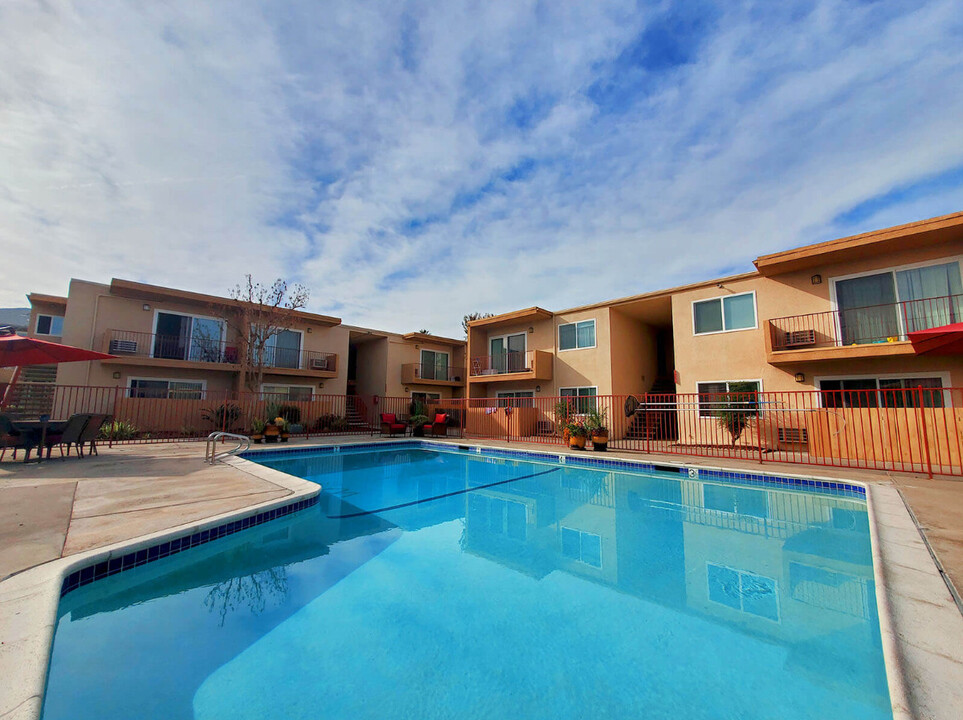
[907,322,963,355]
[0,332,116,367]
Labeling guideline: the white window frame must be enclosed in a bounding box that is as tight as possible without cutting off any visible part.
[560,526,603,568]
[35,314,64,336]
[488,331,527,355]
[151,309,227,359]
[259,383,315,401]
[696,379,763,418]
[557,319,597,352]
[691,291,758,336]
[814,372,951,408]
[706,562,780,623]
[559,386,599,415]
[127,376,207,399]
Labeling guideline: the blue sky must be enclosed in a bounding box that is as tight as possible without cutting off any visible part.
[2,0,962,336]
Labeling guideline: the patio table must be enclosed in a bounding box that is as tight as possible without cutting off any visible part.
[11,420,69,462]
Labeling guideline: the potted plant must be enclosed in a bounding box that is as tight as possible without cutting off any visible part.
[554,399,572,442]
[410,413,429,437]
[251,418,265,444]
[716,385,757,447]
[276,416,290,442]
[567,420,587,450]
[586,407,609,451]
[263,419,281,443]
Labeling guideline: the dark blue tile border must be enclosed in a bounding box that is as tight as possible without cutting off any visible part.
[59,495,319,598]
[241,440,867,499]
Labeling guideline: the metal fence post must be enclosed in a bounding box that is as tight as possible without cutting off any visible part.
[918,386,933,478]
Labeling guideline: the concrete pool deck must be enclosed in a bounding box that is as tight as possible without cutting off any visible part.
[1,437,962,719]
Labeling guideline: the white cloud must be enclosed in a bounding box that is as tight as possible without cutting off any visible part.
[1,0,962,336]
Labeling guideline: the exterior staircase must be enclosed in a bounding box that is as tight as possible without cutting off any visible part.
[626,376,678,441]
[2,365,58,418]
[345,397,371,431]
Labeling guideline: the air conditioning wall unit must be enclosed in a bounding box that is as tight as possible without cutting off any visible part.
[109,339,138,354]
[784,329,816,347]
[310,357,331,371]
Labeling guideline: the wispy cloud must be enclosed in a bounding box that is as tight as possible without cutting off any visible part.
[2,0,962,335]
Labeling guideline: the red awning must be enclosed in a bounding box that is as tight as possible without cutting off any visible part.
[0,334,116,367]
[908,322,963,355]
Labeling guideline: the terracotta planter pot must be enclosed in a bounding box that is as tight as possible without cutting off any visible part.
[569,435,586,450]
[591,434,608,451]
[251,434,263,444]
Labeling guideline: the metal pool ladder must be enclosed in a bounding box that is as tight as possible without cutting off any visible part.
[205,432,251,464]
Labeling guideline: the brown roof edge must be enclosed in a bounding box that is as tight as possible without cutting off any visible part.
[467,307,554,328]
[754,211,963,275]
[109,279,342,326]
[402,332,466,346]
[27,293,68,307]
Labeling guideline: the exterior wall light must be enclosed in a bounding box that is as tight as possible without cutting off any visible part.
[306,327,312,333]
[794,372,806,383]
[317,382,324,389]
[528,327,534,333]
[535,385,541,393]
[810,274,822,285]
[142,304,151,311]
[112,371,121,379]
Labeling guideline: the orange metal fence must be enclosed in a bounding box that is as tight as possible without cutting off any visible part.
[2,384,962,477]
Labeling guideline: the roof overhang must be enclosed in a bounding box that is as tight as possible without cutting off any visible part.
[402,332,465,346]
[109,279,342,327]
[754,211,963,276]
[468,307,553,329]
[27,293,68,308]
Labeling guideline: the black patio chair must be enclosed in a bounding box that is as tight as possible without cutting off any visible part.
[0,413,34,461]
[77,414,110,458]
[45,414,91,459]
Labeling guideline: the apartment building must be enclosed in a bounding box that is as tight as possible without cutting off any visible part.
[467,212,963,406]
[21,278,465,403]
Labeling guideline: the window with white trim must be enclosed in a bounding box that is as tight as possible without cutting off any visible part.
[36,315,64,336]
[707,563,779,621]
[561,527,602,568]
[261,384,313,402]
[496,391,534,407]
[818,376,944,409]
[559,320,596,350]
[696,380,760,418]
[693,292,756,334]
[128,379,204,399]
[559,386,598,414]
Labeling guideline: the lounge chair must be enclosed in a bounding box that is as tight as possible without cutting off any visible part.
[380,413,407,437]
[45,414,91,459]
[77,414,110,457]
[0,414,33,461]
[425,413,448,438]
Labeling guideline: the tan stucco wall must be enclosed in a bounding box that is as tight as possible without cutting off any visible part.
[552,308,612,396]
[608,308,659,397]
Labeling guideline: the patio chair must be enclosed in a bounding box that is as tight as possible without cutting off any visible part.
[44,414,91,459]
[0,414,33,461]
[77,413,110,458]
[380,413,407,437]
[425,413,448,438]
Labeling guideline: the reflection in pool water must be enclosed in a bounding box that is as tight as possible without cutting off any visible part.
[42,447,891,720]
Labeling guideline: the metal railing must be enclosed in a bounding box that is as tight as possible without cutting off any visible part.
[470,351,534,376]
[769,293,963,351]
[3,383,962,478]
[102,329,337,371]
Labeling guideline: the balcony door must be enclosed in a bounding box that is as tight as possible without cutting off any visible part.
[266,329,302,369]
[835,261,962,344]
[490,333,525,373]
[153,312,224,362]
[421,350,449,380]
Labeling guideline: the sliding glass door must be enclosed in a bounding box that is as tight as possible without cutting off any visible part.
[421,350,449,380]
[265,329,302,369]
[153,313,224,362]
[490,333,526,373]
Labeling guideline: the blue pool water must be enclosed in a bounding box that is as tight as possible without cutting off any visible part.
[41,445,892,719]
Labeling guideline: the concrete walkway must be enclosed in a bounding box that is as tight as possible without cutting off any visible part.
[1,436,961,605]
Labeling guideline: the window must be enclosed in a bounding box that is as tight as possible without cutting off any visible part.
[496,391,534,407]
[561,527,602,568]
[468,495,528,540]
[153,312,226,362]
[489,333,526,373]
[559,386,598,414]
[693,292,756,335]
[128,379,205,399]
[707,563,779,621]
[703,485,769,519]
[261,385,313,402]
[819,377,945,409]
[834,261,962,343]
[559,320,596,350]
[264,329,302,369]
[420,350,450,380]
[697,380,760,418]
[411,392,441,408]
[36,315,64,336]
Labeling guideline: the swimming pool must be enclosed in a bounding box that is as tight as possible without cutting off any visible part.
[41,443,892,719]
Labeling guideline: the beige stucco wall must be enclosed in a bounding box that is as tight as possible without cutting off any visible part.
[552,308,612,396]
[608,308,659,397]
[355,337,389,398]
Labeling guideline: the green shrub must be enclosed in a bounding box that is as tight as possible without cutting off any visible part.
[100,420,139,441]
[201,403,243,431]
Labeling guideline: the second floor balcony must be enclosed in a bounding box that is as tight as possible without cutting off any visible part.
[768,294,963,361]
[101,329,338,375]
[401,363,466,386]
[468,350,553,382]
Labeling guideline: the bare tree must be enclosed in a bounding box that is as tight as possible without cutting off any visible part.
[223,276,310,393]
[462,312,493,337]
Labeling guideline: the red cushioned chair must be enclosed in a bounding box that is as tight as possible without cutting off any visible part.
[425,413,448,438]
[380,413,407,436]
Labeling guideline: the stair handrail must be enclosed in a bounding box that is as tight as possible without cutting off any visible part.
[205,432,251,464]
